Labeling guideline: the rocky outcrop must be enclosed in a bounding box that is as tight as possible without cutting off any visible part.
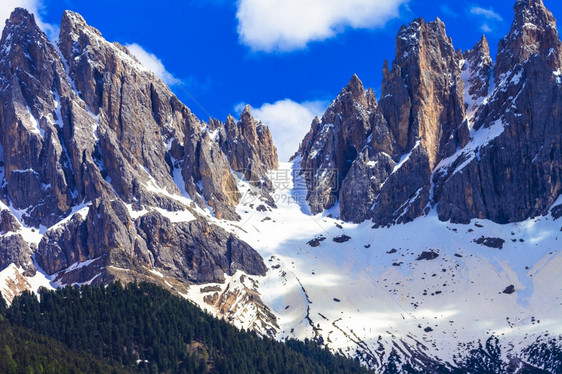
[367,18,467,225]
[0,205,34,276]
[0,235,34,276]
[296,0,562,225]
[199,273,278,337]
[0,264,32,303]
[462,35,493,113]
[58,10,194,211]
[0,9,78,227]
[36,213,89,275]
[434,0,562,223]
[297,75,380,215]
[136,212,266,283]
[180,105,279,219]
[495,0,562,81]
[220,105,279,186]
[297,18,467,224]
[37,204,266,285]
[0,209,21,234]
[380,18,466,166]
[182,115,242,221]
[0,8,276,329]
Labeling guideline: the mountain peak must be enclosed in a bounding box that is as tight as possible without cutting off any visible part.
[344,74,365,98]
[1,8,42,42]
[463,35,493,107]
[240,104,252,116]
[514,0,548,12]
[495,0,561,80]
[61,10,86,26]
[6,7,35,25]
[513,0,557,30]
[477,34,490,51]
[60,9,103,42]
[464,34,492,66]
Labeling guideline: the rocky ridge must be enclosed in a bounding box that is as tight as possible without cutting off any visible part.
[296,0,562,226]
[0,8,278,334]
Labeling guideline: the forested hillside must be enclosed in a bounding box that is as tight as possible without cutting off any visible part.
[1,282,371,374]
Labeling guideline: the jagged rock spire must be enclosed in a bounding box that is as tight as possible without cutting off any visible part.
[218,105,279,188]
[463,35,493,103]
[296,73,377,215]
[495,0,562,80]
[380,17,464,168]
[0,7,272,293]
[296,0,562,226]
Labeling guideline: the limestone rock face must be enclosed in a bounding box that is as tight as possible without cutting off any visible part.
[136,212,266,284]
[339,149,395,222]
[298,18,466,224]
[434,0,562,223]
[495,0,562,81]
[182,114,242,221]
[297,75,381,215]
[296,0,562,226]
[220,106,279,186]
[0,235,34,276]
[0,209,21,234]
[0,9,77,227]
[462,36,493,110]
[380,18,466,167]
[0,7,275,330]
[58,10,190,210]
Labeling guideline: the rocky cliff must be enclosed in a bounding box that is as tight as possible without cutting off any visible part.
[0,8,278,333]
[296,0,562,225]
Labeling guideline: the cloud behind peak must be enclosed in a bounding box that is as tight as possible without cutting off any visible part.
[236,0,407,52]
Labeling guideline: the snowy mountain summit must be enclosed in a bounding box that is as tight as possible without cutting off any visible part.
[0,0,561,372]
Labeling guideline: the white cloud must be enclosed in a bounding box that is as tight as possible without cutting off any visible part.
[236,0,407,52]
[480,23,492,33]
[469,6,503,34]
[0,0,58,40]
[125,43,181,86]
[238,99,328,161]
[470,7,503,21]
[1,0,39,31]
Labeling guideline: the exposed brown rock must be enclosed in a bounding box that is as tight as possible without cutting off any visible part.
[0,264,32,303]
[379,18,465,167]
[495,0,562,81]
[0,9,274,323]
[220,105,279,185]
[199,276,278,338]
[0,9,77,227]
[136,211,266,284]
[435,0,562,223]
[462,35,493,107]
[297,75,380,215]
[296,0,562,226]
[182,115,241,221]
[0,209,21,234]
[0,234,35,276]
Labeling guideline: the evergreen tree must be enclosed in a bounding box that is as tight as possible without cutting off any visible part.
[6,282,372,373]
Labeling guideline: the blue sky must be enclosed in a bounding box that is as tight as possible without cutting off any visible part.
[1,0,561,160]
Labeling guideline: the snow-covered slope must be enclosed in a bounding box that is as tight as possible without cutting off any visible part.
[1,157,559,371]
[191,160,561,371]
